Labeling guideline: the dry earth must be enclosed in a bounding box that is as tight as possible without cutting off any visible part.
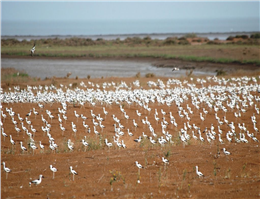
[1,72,260,198]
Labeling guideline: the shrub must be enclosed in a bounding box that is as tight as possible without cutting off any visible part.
[215,69,226,76]
[178,40,190,45]
[164,37,177,45]
[67,72,72,78]
[250,33,260,39]
[226,36,234,41]
[135,72,141,78]
[145,73,155,78]
[184,33,197,38]
[235,35,249,39]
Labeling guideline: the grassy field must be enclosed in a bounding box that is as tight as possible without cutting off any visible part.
[2,35,260,65]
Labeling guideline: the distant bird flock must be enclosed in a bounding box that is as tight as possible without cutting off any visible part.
[1,75,260,186]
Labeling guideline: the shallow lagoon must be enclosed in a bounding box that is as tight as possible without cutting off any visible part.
[1,58,215,80]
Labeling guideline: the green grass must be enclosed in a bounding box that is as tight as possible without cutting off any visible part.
[2,42,260,65]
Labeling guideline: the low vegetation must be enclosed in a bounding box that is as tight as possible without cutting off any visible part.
[1,33,260,66]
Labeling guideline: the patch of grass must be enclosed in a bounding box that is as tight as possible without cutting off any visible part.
[145,73,155,78]
[109,170,125,186]
[164,151,171,158]
[215,69,226,76]
[2,39,260,65]
[87,138,103,151]
[225,168,231,179]
[1,68,31,84]
[185,33,197,38]
[135,72,141,78]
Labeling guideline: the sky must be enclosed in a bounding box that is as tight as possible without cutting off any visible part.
[1,1,259,22]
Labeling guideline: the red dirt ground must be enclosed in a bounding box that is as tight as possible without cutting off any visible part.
[1,76,260,199]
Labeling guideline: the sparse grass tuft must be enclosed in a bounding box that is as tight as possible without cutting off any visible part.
[145,73,155,78]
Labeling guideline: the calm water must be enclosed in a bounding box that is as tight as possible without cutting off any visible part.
[1,58,215,80]
[2,18,259,37]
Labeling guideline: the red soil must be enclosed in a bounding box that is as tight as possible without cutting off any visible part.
[1,76,260,198]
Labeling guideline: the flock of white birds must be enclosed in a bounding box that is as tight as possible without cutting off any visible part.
[1,75,260,185]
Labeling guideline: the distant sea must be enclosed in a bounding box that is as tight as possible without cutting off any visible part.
[1,18,259,41]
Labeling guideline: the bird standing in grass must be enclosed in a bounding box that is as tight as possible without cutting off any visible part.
[30,43,36,56]
[20,141,27,153]
[162,157,169,164]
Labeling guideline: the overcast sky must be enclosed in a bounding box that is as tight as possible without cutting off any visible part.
[2,1,259,22]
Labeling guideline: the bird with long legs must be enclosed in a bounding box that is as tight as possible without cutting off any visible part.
[2,162,11,179]
[195,166,204,178]
[70,166,78,181]
[50,165,57,179]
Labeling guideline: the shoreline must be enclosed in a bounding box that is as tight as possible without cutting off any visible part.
[2,54,260,74]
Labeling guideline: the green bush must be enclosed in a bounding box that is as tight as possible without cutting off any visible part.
[163,37,177,45]
[226,36,234,41]
[250,33,260,39]
[178,40,190,45]
[184,33,197,38]
[235,35,249,39]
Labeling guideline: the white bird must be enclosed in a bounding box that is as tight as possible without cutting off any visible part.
[135,161,144,169]
[162,157,169,164]
[70,166,78,181]
[127,129,133,136]
[82,139,89,147]
[134,136,142,143]
[133,119,138,128]
[105,139,113,148]
[223,148,231,155]
[2,162,11,179]
[30,142,38,150]
[20,141,27,152]
[2,162,11,173]
[30,175,44,185]
[30,43,36,56]
[172,67,179,71]
[67,139,74,151]
[10,135,15,145]
[39,141,44,150]
[195,166,204,178]
[103,107,108,116]
[50,165,57,179]
[2,129,8,140]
